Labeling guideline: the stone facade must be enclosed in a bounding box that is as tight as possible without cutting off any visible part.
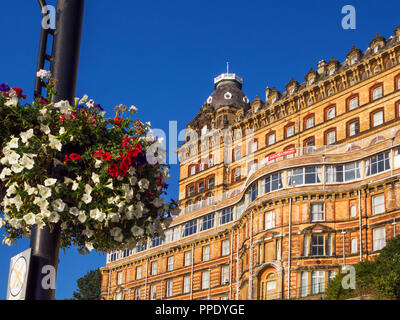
[100,25,400,300]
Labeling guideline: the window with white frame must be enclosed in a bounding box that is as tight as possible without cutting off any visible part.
[190,166,196,176]
[117,272,123,285]
[184,251,191,266]
[327,107,336,120]
[395,148,400,169]
[349,120,359,136]
[373,227,386,251]
[310,235,324,256]
[351,56,357,65]
[198,181,204,193]
[202,271,210,289]
[326,162,361,183]
[202,245,210,261]
[303,236,309,256]
[151,261,158,276]
[350,204,357,218]
[311,271,325,294]
[135,288,141,300]
[220,207,234,225]
[372,86,383,100]
[136,266,142,280]
[167,256,174,271]
[249,183,258,203]
[326,130,336,145]
[250,140,258,153]
[150,236,162,248]
[222,239,230,256]
[264,210,275,230]
[208,177,215,189]
[349,96,359,110]
[300,272,308,297]
[365,151,390,176]
[150,284,157,300]
[305,116,314,129]
[188,185,194,197]
[199,213,215,232]
[372,110,383,127]
[287,167,322,187]
[236,201,245,219]
[221,265,230,284]
[372,193,385,215]
[135,242,147,253]
[181,220,197,238]
[183,276,191,293]
[268,133,276,145]
[166,280,173,298]
[351,237,358,253]
[286,125,295,138]
[261,172,284,194]
[311,203,325,222]
[234,167,241,182]
[165,227,180,243]
[328,271,336,282]
[234,147,241,161]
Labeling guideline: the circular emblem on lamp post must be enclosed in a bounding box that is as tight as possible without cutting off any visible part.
[9,256,27,297]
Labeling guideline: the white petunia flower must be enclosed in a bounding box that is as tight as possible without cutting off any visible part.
[40,124,51,135]
[54,100,72,114]
[71,180,79,191]
[11,163,24,173]
[131,225,144,237]
[83,229,94,238]
[91,173,100,184]
[44,178,57,186]
[64,177,73,185]
[84,184,93,195]
[85,242,94,251]
[37,69,51,79]
[48,212,60,223]
[23,213,36,225]
[59,127,65,135]
[20,129,34,144]
[138,178,150,190]
[20,155,34,170]
[33,197,49,210]
[69,207,79,216]
[52,199,66,212]
[8,137,19,149]
[48,135,62,151]
[94,160,102,168]
[78,211,87,223]
[7,152,20,165]
[0,168,12,181]
[38,185,52,199]
[82,193,92,204]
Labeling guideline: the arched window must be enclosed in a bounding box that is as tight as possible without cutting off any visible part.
[346,93,359,111]
[260,272,278,300]
[370,83,383,101]
[324,128,337,145]
[324,104,336,121]
[265,131,276,146]
[284,122,295,139]
[370,108,384,128]
[346,118,360,137]
[303,113,315,130]
[395,74,400,90]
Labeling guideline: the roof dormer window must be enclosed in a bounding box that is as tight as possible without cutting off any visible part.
[374,45,381,54]
[350,56,357,65]
[289,87,295,95]
[329,68,335,76]
[309,78,315,85]
[271,96,277,104]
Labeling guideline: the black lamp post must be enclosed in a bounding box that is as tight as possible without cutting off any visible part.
[26,0,85,300]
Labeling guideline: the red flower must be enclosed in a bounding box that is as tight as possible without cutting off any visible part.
[107,163,119,177]
[145,192,155,198]
[70,113,79,120]
[64,155,69,163]
[118,169,128,178]
[93,149,104,159]
[101,152,111,161]
[127,144,143,159]
[13,88,26,99]
[113,117,123,127]
[40,98,49,105]
[122,136,131,149]
[69,153,82,161]
[120,156,132,172]
[59,114,66,122]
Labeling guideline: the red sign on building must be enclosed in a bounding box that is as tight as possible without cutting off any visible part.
[267,148,297,161]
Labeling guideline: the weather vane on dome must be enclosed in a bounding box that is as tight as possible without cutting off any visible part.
[226,61,230,74]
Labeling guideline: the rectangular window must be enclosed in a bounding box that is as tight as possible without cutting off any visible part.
[373,111,383,127]
[208,177,215,189]
[166,280,173,298]
[326,107,335,120]
[150,236,162,248]
[199,213,215,232]
[117,272,123,285]
[286,125,295,137]
[221,265,230,285]
[268,133,276,145]
[311,271,325,294]
[167,256,174,271]
[311,235,324,256]
[372,87,383,100]
[349,121,359,136]
[262,172,283,194]
[249,183,258,202]
[300,272,308,297]
[150,285,157,300]
[365,152,390,176]
[305,116,314,129]
[220,207,234,225]
[251,141,258,153]
[264,210,275,230]
[135,288,141,300]
[202,271,210,289]
[198,182,204,193]
[202,245,210,261]
[222,239,230,256]
[182,220,197,238]
[151,261,158,276]
[326,162,361,183]
[287,167,322,187]
[234,168,241,181]
[373,227,386,251]
[311,203,324,222]
[188,185,194,197]
[184,251,191,266]
[136,242,147,253]
[372,193,385,215]
[234,148,241,161]
[326,130,336,145]
[350,204,357,218]
[351,238,358,253]
[183,276,191,294]
[236,201,245,219]
[165,227,179,243]
[303,236,309,256]
[327,234,332,256]
[136,266,142,280]
[349,97,359,110]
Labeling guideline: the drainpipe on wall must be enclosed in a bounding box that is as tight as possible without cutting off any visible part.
[358,190,363,262]
[236,230,239,299]
[341,231,346,267]
[249,211,253,300]
[145,258,149,300]
[107,268,111,300]
[229,232,233,300]
[287,197,292,300]
[190,244,194,300]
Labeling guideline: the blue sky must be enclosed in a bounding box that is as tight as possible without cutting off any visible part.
[0,0,399,299]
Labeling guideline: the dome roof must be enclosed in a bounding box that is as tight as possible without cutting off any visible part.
[205,73,250,112]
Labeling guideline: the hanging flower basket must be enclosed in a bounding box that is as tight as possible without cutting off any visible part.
[0,72,178,254]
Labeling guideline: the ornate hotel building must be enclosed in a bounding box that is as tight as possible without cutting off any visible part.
[100,25,400,300]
